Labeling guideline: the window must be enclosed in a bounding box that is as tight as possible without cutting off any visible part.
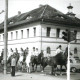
[26,15,32,20]
[16,31,18,39]
[27,29,29,38]
[33,27,36,37]
[74,47,77,54]
[47,27,51,37]
[47,47,51,54]
[74,30,77,42]
[0,35,1,40]
[21,30,23,39]
[11,32,13,40]
[56,28,60,38]
[3,34,4,40]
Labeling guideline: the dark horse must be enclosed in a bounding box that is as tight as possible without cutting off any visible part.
[37,51,67,75]
[41,51,67,76]
[31,52,44,72]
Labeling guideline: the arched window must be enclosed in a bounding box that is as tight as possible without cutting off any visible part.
[74,47,77,54]
[47,47,51,54]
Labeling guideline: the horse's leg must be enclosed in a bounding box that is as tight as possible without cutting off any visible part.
[27,66,29,73]
[52,65,57,76]
[41,66,44,72]
[35,64,37,72]
[32,63,34,72]
[60,65,62,76]
[64,65,67,74]
[51,66,53,75]
[29,66,31,73]
[40,64,42,71]
[22,64,24,72]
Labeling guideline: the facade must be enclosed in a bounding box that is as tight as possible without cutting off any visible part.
[0,4,80,58]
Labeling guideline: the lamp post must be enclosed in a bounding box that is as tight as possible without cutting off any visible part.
[4,0,8,74]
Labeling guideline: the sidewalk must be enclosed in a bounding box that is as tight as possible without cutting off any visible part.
[0,72,67,80]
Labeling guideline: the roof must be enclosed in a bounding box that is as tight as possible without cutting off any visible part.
[0,4,80,31]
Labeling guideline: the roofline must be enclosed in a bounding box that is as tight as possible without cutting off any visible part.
[0,17,80,33]
[0,18,42,33]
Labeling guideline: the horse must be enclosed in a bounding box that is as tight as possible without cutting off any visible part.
[30,52,44,72]
[17,48,25,71]
[38,51,67,76]
[25,51,32,73]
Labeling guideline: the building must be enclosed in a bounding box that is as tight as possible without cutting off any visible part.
[0,4,80,58]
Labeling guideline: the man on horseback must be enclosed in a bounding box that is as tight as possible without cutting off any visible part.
[18,48,24,71]
[35,48,39,57]
[55,45,63,56]
[7,48,14,63]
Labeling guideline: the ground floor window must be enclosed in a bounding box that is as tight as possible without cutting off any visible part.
[46,47,51,54]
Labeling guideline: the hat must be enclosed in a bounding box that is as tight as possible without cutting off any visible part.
[59,45,62,48]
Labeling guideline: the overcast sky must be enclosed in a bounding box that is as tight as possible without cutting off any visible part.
[0,0,80,23]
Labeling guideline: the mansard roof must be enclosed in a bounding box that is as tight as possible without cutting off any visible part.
[0,4,80,30]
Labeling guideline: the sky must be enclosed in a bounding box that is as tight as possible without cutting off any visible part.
[0,0,80,23]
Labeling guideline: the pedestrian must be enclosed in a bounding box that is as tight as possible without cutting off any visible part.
[11,55,16,76]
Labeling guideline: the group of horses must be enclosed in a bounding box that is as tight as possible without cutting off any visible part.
[0,48,68,76]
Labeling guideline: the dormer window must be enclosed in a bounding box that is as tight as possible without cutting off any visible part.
[9,21,13,24]
[26,15,32,20]
[61,16,64,19]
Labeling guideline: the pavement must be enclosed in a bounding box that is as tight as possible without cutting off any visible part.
[0,71,67,80]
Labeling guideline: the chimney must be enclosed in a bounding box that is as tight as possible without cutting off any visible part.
[18,11,21,16]
[66,3,76,18]
[39,4,43,7]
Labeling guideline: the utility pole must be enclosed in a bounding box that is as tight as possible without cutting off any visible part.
[62,30,76,80]
[4,0,8,74]
[67,42,70,80]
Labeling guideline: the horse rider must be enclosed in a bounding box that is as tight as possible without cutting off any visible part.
[31,47,35,57]
[18,48,24,62]
[7,48,14,61]
[24,47,29,56]
[35,48,39,57]
[24,47,29,61]
[55,45,63,56]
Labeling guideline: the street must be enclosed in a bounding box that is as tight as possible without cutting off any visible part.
[0,71,80,80]
[0,71,67,80]
[0,64,67,80]
[70,73,80,80]
[0,64,80,80]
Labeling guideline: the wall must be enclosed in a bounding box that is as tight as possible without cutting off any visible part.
[0,22,41,54]
[41,23,80,58]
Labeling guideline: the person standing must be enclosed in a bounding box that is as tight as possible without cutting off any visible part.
[11,55,16,76]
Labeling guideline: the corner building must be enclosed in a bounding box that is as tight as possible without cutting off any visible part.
[0,5,80,58]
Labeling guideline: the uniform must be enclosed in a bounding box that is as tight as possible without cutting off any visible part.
[11,57,16,76]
